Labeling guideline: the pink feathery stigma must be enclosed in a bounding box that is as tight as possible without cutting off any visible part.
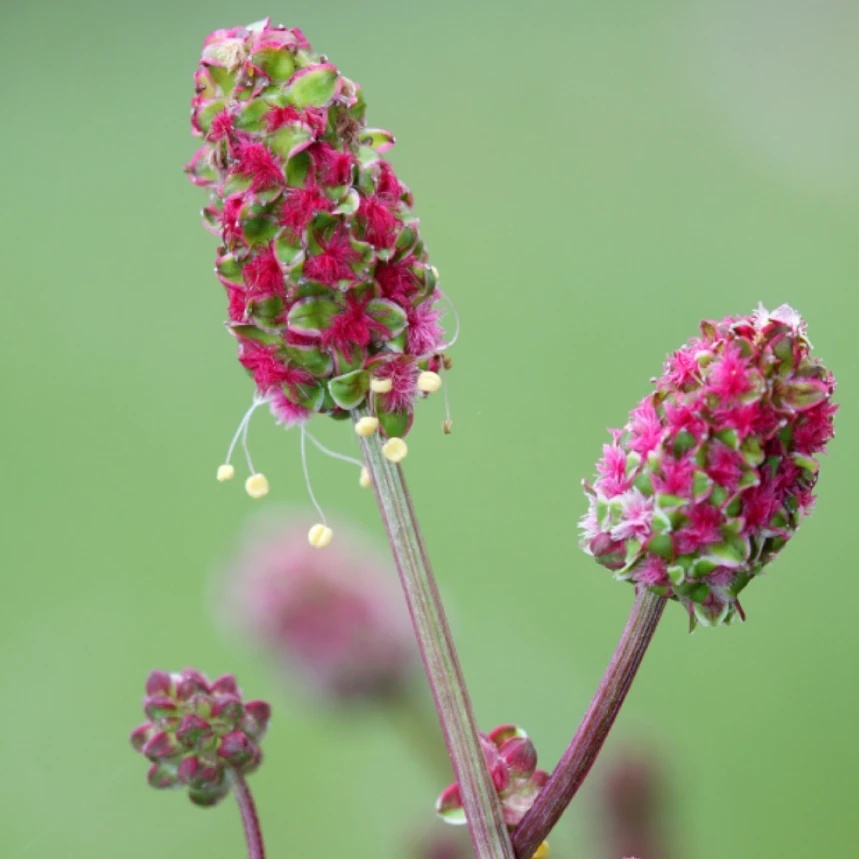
[581,305,837,628]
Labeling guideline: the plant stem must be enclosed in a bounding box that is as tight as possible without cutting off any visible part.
[357,418,515,859]
[512,588,666,859]
[227,769,266,859]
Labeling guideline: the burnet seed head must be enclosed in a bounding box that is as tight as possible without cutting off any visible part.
[187,19,447,440]
[581,305,837,628]
[129,669,270,806]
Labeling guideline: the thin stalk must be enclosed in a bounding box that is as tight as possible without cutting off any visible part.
[512,589,666,859]
[357,416,515,859]
[227,769,266,859]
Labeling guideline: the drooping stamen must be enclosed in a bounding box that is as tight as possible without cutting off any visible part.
[304,428,364,469]
[355,415,380,436]
[300,425,333,546]
[218,395,270,489]
[417,370,442,393]
[307,522,334,548]
[240,396,265,476]
[303,427,370,490]
[438,288,461,351]
[439,361,453,434]
[382,437,408,463]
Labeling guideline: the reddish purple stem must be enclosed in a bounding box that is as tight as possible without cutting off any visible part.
[512,588,666,859]
[228,769,266,859]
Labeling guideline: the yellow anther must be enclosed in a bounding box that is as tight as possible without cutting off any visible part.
[382,437,408,463]
[417,371,442,393]
[354,416,380,437]
[359,466,372,488]
[308,523,334,548]
[244,473,269,499]
[216,464,235,482]
[442,419,453,434]
[532,842,550,859]
[370,377,393,394]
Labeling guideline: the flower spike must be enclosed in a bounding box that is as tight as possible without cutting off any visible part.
[580,304,837,627]
[188,19,449,443]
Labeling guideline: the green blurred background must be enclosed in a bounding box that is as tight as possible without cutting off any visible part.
[2,0,857,856]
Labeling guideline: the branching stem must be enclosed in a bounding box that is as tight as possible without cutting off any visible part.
[512,588,666,859]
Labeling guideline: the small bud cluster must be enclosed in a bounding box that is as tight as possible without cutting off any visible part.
[130,669,270,806]
[226,517,418,704]
[436,725,548,828]
[581,304,837,627]
[188,19,447,440]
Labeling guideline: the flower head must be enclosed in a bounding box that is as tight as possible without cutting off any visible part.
[224,514,419,704]
[188,19,447,439]
[436,725,548,828]
[129,669,270,806]
[581,304,837,627]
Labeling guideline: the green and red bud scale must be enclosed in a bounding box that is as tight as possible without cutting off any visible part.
[437,725,548,829]
[581,305,836,627]
[130,669,270,806]
[187,19,446,439]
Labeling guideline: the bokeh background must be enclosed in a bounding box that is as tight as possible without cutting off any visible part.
[1,0,857,857]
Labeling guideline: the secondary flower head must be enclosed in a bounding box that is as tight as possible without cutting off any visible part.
[188,19,447,441]
[436,725,548,828]
[129,669,270,806]
[581,304,837,627]
[225,514,419,704]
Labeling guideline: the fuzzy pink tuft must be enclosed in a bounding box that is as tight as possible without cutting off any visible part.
[304,229,360,284]
[234,142,284,192]
[321,294,389,352]
[358,195,399,248]
[263,104,302,132]
[311,142,355,187]
[371,355,419,413]
[407,295,444,356]
[279,186,333,238]
[267,388,311,427]
[243,244,285,298]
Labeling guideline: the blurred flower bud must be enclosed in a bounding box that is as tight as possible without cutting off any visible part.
[598,753,671,859]
[187,19,447,439]
[436,725,548,828]
[224,513,419,705]
[407,823,473,859]
[581,304,836,627]
[130,669,270,807]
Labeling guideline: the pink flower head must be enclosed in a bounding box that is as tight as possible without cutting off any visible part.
[581,305,836,627]
[224,514,419,704]
[436,725,548,829]
[187,19,448,437]
[129,669,270,807]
